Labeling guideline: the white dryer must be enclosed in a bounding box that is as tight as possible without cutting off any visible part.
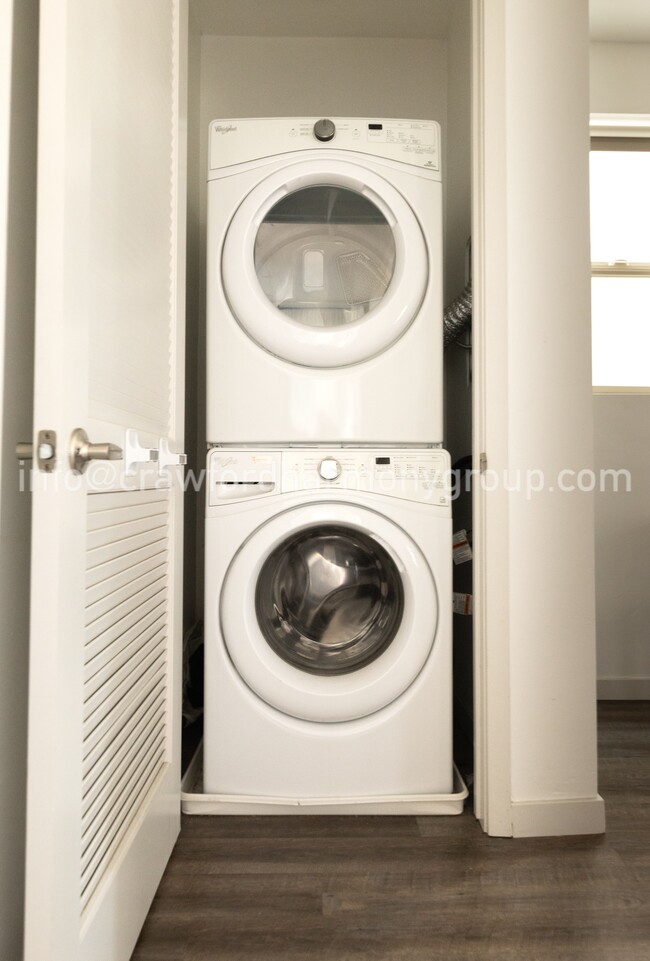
[207,117,443,445]
[204,447,454,804]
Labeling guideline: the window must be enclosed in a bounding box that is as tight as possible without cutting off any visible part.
[590,119,650,391]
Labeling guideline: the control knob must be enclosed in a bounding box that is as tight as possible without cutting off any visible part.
[313,118,335,142]
[319,457,342,481]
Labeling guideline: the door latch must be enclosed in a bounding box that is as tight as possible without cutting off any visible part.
[15,442,33,461]
[15,430,57,473]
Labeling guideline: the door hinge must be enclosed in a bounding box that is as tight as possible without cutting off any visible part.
[479,452,488,472]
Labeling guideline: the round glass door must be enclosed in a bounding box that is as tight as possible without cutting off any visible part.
[255,524,404,676]
[221,161,429,368]
[220,502,438,723]
[253,187,397,330]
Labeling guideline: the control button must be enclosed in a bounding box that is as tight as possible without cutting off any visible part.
[319,457,342,480]
[314,119,336,142]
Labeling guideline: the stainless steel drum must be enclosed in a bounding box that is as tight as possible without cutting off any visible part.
[255,524,404,676]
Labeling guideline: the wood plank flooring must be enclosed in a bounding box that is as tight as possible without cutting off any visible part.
[131,702,650,961]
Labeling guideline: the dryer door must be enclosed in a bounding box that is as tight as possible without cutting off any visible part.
[220,503,438,722]
[222,160,429,368]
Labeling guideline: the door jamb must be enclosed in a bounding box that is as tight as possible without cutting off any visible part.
[471,0,513,837]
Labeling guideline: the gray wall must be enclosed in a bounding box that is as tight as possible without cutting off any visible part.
[593,395,650,696]
[590,41,650,698]
[0,0,38,956]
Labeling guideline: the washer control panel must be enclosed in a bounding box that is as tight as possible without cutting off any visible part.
[282,450,451,506]
[208,449,452,506]
[208,117,441,176]
[208,449,279,505]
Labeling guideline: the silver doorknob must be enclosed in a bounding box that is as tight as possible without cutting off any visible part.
[69,427,123,475]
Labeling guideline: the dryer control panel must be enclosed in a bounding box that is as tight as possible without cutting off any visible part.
[208,448,452,507]
[208,117,441,177]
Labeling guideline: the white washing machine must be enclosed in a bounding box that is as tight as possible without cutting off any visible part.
[204,447,454,804]
[207,117,444,445]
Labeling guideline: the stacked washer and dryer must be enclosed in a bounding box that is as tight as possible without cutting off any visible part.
[201,117,460,813]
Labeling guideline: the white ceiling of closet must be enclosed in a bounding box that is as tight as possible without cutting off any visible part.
[193,1,650,44]
[191,0,454,39]
[590,0,650,41]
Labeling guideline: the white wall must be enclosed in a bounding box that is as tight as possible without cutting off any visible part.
[507,0,599,816]
[593,396,650,697]
[199,35,448,140]
[590,42,650,114]
[0,0,38,955]
[476,0,603,836]
[444,4,472,302]
[590,41,650,698]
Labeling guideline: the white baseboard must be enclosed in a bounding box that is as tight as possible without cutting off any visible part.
[510,795,606,837]
[597,677,650,700]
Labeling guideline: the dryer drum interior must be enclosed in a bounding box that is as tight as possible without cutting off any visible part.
[255,524,405,676]
[253,186,397,329]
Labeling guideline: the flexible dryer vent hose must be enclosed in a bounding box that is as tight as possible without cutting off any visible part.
[443,281,472,347]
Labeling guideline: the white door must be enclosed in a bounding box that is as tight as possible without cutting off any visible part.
[24,2,187,959]
[221,161,429,367]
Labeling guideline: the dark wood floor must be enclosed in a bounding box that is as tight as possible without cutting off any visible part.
[132,702,650,961]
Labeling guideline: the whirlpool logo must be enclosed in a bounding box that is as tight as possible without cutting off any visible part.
[214,124,237,134]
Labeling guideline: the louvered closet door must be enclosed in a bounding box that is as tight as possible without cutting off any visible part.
[24,2,187,960]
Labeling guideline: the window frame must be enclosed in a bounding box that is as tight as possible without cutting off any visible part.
[590,115,650,394]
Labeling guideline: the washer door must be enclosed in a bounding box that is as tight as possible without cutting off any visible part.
[220,503,438,722]
[222,160,428,368]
